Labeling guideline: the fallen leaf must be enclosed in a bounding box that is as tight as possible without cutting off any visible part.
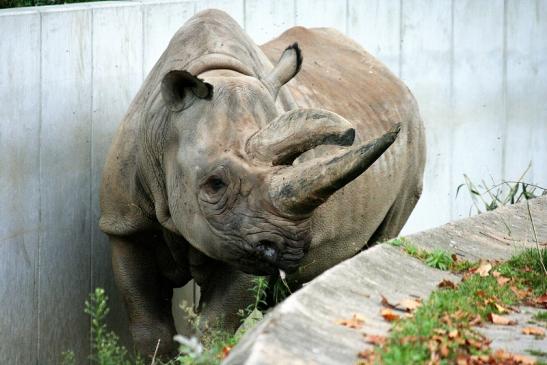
[438,279,456,289]
[469,314,482,326]
[496,276,511,286]
[536,293,547,308]
[522,326,545,336]
[488,313,517,325]
[439,343,449,358]
[476,261,492,277]
[220,345,232,359]
[448,329,458,339]
[363,334,387,346]
[380,308,400,322]
[397,298,421,312]
[494,303,510,314]
[380,295,398,310]
[511,286,530,300]
[336,314,365,329]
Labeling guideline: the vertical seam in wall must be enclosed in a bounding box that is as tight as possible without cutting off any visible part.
[294,0,297,24]
[449,0,455,218]
[398,0,403,78]
[36,10,43,363]
[89,9,95,365]
[345,0,349,35]
[501,0,508,181]
[141,2,146,82]
[243,0,247,30]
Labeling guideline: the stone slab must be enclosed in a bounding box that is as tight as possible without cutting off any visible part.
[225,197,547,364]
[407,196,547,262]
[224,245,459,365]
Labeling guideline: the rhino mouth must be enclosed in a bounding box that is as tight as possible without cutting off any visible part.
[237,235,308,275]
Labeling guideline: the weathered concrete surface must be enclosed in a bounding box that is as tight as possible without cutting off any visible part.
[477,307,547,363]
[408,195,547,261]
[224,197,547,365]
[224,245,460,365]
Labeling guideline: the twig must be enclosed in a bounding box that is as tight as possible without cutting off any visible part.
[525,200,547,276]
[150,339,161,365]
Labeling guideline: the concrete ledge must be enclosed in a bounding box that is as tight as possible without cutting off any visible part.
[224,197,547,365]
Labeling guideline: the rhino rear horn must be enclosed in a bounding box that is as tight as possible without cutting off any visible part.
[262,43,303,99]
[246,108,355,165]
[269,124,401,217]
[161,70,213,112]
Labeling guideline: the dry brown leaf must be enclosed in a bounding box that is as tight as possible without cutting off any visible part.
[336,314,365,329]
[511,286,531,300]
[397,298,421,312]
[469,314,482,326]
[438,279,456,289]
[476,261,492,277]
[494,303,510,314]
[522,326,545,336]
[380,308,400,322]
[497,277,511,286]
[439,343,449,358]
[448,329,458,339]
[536,293,547,308]
[363,334,387,346]
[380,295,398,310]
[488,313,517,325]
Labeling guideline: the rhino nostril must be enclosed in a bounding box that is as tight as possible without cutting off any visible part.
[257,240,278,262]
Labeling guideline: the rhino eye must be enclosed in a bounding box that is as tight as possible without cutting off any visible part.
[204,176,226,194]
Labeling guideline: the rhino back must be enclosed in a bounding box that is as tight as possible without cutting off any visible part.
[261,27,425,282]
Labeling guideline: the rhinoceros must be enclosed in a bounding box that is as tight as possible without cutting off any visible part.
[99,9,425,357]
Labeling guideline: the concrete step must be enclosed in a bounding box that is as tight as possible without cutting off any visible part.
[224,196,547,365]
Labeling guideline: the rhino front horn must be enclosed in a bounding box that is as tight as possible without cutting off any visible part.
[269,123,401,217]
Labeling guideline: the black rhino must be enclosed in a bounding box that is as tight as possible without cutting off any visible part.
[99,9,425,357]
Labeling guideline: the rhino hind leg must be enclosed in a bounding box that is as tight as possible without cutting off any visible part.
[366,180,423,246]
[110,234,180,359]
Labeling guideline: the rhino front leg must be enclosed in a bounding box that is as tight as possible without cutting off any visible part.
[192,259,256,334]
[110,234,178,358]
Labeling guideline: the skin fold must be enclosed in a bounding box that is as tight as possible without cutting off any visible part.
[99,9,425,358]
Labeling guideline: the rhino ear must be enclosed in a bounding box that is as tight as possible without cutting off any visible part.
[161,70,213,112]
[262,42,303,100]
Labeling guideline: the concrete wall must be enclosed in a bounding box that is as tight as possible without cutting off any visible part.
[0,0,545,363]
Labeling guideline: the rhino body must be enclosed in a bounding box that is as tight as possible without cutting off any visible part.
[99,10,424,357]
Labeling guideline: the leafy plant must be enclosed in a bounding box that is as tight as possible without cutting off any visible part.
[361,249,547,364]
[425,249,453,270]
[456,164,546,214]
[85,288,145,365]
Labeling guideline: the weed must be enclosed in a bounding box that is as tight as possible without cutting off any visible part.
[456,164,546,215]
[425,249,453,270]
[360,248,547,364]
[532,311,547,324]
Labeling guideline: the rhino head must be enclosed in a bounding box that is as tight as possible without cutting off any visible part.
[155,44,399,275]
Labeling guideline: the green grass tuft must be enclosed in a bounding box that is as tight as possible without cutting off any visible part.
[364,248,547,364]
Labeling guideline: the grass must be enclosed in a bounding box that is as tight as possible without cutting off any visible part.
[63,274,290,365]
[532,311,547,324]
[387,237,476,273]
[359,248,547,365]
[456,164,546,215]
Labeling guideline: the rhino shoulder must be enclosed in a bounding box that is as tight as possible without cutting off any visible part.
[99,122,156,237]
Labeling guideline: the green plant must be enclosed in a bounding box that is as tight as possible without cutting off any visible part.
[60,351,76,365]
[456,164,546,214]
[425,249,453,270]
[85,288,144,365]
[361,249,547,364]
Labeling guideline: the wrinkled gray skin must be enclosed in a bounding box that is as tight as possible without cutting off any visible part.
[99,9,425,358]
